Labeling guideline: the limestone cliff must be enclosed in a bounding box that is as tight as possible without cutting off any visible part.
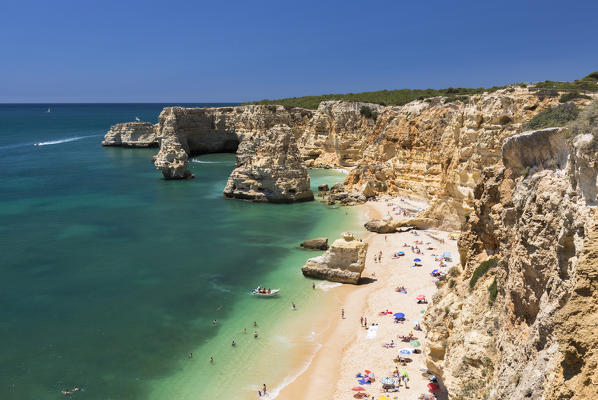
[223,124,314,203]
[103,88,592,226]
[101,121,158,147]
[301,232,367,284]
[423,125,598,400]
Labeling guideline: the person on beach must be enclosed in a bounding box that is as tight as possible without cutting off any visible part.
[263,384,267,395]
[292,302,296,310]
[312,282,316,290]
[258,390,262,397]
[364,317,367,328]
[341,308,345,319]
[360,316,364,326]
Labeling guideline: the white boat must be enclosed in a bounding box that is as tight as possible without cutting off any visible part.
[252,287,280,297]
[47,107,51,113]
[135,116,140,121]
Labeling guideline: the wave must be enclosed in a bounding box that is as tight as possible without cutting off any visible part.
[267,342,323,399]
[316,281,343,291]
[34,134,100,146]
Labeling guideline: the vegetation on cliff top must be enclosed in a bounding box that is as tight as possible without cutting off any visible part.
[244,71,597,109]
[565,100,598,143]
[244,86,506,109]
[524,103,580,130]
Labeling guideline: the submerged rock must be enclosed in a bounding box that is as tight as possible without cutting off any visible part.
[300,238,329,250]
[223,125,314,203]
[318,184,329,192]
[301,232,367,284]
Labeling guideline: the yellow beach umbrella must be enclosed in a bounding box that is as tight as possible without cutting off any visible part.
[379,396,391,400]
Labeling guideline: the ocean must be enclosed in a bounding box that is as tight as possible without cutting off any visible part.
[0,104,363,399]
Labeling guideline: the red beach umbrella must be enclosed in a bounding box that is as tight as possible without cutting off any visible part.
[428,382,439,391]
[364,370,371,374]
[352,387,366,391]
[416,295,426,301]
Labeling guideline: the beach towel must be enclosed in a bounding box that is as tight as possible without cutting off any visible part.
[366,325,378,339]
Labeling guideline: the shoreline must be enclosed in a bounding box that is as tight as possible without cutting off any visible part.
[278,197,458,400]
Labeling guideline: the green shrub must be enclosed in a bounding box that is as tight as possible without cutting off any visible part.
[565,100,598,145]
[448,279,456,289]
[359,106,378,122]
[469,257,498,290]
[559,92,591,103]
[488,278,498,304]
[524,103,579,130]
[243,86,506,109]
[582,71,598,81]
[532,79,598,92]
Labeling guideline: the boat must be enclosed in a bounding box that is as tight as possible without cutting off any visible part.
[252,286,280,296]
[47,107,51,113]
[135,116,140,121]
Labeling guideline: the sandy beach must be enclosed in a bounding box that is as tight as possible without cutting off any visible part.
[279,197,459,400]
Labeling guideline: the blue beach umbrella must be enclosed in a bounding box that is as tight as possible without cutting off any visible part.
[393,313,405,319]
[399,348,413,355]
[414,258,422,262]
[442,252,451,258]
[432,269,439,274]
[398,251,405,255]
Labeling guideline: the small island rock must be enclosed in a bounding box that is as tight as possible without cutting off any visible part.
[300,238,329,250]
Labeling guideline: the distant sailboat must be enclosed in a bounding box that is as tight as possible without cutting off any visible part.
[47,106,51,113]
[135,116,140,121]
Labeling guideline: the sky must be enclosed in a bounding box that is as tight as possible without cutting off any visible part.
[1,0,597,102]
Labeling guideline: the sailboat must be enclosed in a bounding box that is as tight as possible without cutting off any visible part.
[47,106,51,113]
[135,116,140,121]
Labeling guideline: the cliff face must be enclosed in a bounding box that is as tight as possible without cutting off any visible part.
[423,127,598,400]
[223,124,314,203]
[103,89,591,224]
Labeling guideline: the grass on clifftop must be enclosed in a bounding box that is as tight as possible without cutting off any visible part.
[244,86,506,109]
[470,257,499,290]
[524,103,580,130]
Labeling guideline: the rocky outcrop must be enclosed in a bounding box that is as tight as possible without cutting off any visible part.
[300,238,329,250]
[102,122,158,147]
[364,217,396,233]
[301,232,367,284]
[152,105,312,179]
[223,125,314,203]
[103,89,592,224]
[423,125,598,400]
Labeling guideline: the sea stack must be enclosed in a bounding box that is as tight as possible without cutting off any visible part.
[223,124,314,203]
[301,232,367,284]
[101,121,158,147]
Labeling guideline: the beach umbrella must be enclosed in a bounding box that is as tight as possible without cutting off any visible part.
[368,372,375,379]
[379,396,391,400]
[352,387,366,391]
[380,377,394,385]
[432,269,439,274]
[428,382,440,391]
[410,340,421,347]
[364,369,371,374]
[399,369,409,377]
[393,313,405,319]
[397,251,404,255]
[442,251,451,258]
[416,295,426,301]
[412,320,420,325]
[414,258,422,262]
[420,309,426,315]
[399,348,413,355]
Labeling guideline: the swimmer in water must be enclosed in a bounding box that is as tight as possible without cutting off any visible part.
[232,340,236,347]
[253,331,258,338]
[292,302,296,310]
[210,356,214,363]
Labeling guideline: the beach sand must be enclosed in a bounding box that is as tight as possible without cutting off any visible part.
[278,198,459,400]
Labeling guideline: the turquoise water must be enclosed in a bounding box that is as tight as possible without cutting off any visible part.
[0,104,362,399]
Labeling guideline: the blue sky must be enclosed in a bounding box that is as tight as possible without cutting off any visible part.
[1,0,597,102]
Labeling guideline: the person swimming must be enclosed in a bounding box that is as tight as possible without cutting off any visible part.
[232,340,236,346]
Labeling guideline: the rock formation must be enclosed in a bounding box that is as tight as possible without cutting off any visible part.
[103,88,592,224]
[101,121,158,147]
[301,232,367,284]
[223,125,314,203]
[364,216,396,233]
[423,125,598,400]
[300,238,329,250]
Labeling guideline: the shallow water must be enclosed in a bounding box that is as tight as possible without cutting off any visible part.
[0,104,362,399]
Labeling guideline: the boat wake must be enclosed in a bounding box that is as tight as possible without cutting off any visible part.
[34,135,100,147]
[191,159,226,164]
